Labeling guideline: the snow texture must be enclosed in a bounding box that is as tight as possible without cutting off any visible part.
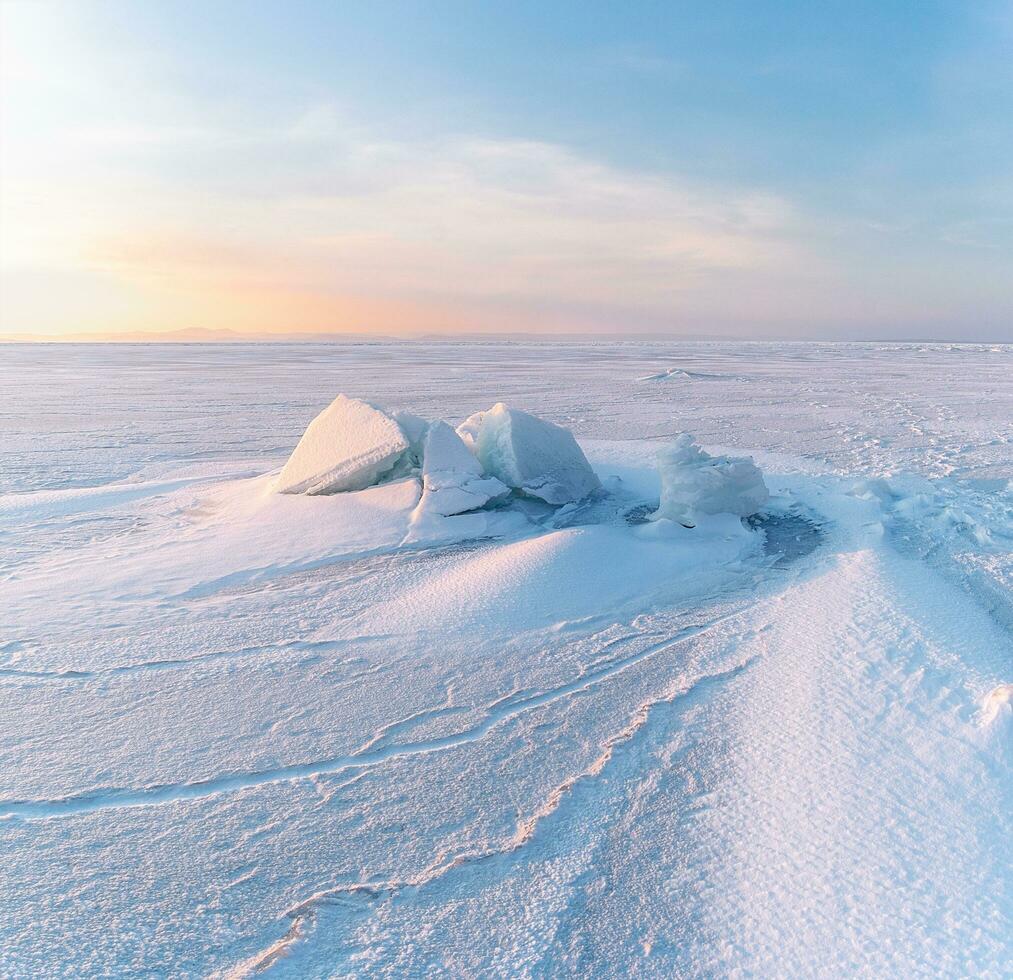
[654,433,769,524]
[412,421,510,519]
[276,394,408,495]
[458,402,602,504]
[0,341,1010,979]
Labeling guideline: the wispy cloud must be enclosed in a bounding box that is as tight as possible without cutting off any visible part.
[69,116,804,328]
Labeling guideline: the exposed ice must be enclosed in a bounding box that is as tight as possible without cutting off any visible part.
[455,409,486,450]
[412,421,510,520]
[279,399,598,508]
[276,395,409,495]
[746,509,824,567]
[457,403,601,505]
[654,434,769,524]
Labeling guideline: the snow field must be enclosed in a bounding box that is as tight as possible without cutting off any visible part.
[0,341,1009,977]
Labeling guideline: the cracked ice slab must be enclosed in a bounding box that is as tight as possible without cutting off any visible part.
[412,421,510,520]
[276,395,409,495]
[457,403,601,505]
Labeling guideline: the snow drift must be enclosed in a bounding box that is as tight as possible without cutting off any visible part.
[654,434,769,524]
[457,403,602,505]
[276,395,409,495]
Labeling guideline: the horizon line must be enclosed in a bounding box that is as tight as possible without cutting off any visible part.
[3,327,1010,346]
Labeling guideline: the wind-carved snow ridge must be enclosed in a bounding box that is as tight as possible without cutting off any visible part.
[219,655,760,980]
[0,603,762,822]
[851,474,1013,631]
[0,637,347,683]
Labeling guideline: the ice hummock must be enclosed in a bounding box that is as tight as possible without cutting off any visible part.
[412,421,510,519]
[276,395,409,495]
[653,434,769,524]
[278,397,600,507]
[456,403,601,505]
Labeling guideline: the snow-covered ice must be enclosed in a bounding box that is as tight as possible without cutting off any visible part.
[276,394,409,494]
[458,402,602,504]
[0,341,1010,978]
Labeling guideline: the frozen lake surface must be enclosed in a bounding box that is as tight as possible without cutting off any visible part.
[1,341,1010,977]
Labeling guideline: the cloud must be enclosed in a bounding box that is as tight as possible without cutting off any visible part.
[10,101,1009,339]
[77,122,804,325]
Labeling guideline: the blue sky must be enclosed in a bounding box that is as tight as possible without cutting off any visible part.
[2,0,1011,338]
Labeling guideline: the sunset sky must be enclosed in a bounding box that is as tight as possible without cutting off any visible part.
[2,0,1011,340]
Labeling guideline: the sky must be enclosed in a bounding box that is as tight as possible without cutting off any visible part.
[1,0,1011,340]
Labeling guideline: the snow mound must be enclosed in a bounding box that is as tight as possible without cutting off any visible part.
[413,421,510,520]
[639,368,693,382]
[277,395,409,495]
[457,403,601,505]
[654,434,768,524]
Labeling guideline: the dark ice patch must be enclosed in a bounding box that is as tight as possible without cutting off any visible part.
[746,509,824,566]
